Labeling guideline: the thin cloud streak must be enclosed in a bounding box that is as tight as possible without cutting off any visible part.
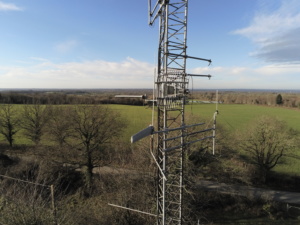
[54,40,79,54]
[232,0,300,64]
[0,1,22,11]
[252,28,300,63]
[0,57,299,89]
[191,64,300,89]
[0,57,154,89]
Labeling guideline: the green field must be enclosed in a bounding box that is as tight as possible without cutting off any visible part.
[187,103,300,175]
[1,103,299,175]
[110,103,300,175]
[111,103,300,138]
[108,104,154,141]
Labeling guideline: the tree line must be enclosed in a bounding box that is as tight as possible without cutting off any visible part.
[3,90,300,108]
[0,91,145,105]
[0,103,126,190]
[191,91,300,108]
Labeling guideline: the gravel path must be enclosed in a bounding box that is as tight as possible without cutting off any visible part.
[197,180,300,205]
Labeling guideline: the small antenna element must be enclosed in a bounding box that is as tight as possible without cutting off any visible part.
[212,90,219,155]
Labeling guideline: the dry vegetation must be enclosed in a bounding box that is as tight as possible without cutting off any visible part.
[0,90,299,224]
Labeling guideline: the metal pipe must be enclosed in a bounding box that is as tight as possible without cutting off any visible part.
[108,203,158,217]
[154,122,206,134]
[163,127,214,142]
[168,53,212,63]
[186,73,212,78]
[164,135,214,152]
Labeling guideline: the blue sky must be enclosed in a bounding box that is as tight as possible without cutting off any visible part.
[0,0,300,89]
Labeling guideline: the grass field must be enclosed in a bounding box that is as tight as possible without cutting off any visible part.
[112,103,300,138]
[1,103,299,175]
[186,103,300,131]
[108,104,154,141]
[111,103,300,175]
[187,104,300,175]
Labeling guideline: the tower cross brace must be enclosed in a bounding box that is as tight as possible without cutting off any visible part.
[148,0,212,224]
[109,1,214,223]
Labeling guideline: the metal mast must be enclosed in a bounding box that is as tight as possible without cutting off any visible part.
[148,0,211,224]
[109,1,214,223]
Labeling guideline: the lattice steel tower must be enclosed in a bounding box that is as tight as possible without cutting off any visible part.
[147,0,212,224]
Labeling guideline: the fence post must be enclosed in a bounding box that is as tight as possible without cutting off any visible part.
[50,184,58,225]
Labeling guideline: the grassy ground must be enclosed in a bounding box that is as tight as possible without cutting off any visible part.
[108,104,154,142]
[111,103,300,139]
[1,103,300,224]
[186,103,300,131]
[186,104,300,175]
[109,103,300,175]
[1,103,299,175]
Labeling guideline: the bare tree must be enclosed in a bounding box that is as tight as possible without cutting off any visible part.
[241,116,296,183]
[21,103,50,145]
[47,106,73,147]
[0,104,19,147]
[276,94,283,105]
[70,105,126,189]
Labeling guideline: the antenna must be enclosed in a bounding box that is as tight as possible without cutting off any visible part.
[216,90,219,112]
[213,90,219,155]
[110,1,214,224]
[148,1,213,224]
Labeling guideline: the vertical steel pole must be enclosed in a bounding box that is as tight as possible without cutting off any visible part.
[162,3,169,224]
[150,1,196,224]
[50,185,58,225]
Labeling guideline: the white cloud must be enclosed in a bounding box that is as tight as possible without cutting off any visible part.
[191,64,300,89]
[0,57,299,90]
[0,57,154,88]
[54,40,78,54]
[232,0,300,64]
[234,0,300,42]
[0,1,22,11]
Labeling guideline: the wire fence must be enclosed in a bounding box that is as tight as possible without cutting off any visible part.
[0,174,58,225]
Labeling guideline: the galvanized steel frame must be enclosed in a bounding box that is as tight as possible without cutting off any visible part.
[149,0,212,224]
[108,1,213,223]
[150,1,188,224]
